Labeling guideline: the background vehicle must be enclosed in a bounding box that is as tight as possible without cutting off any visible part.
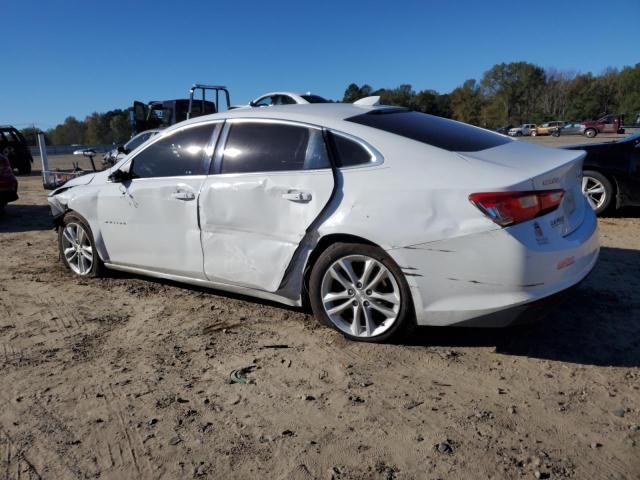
[0,126,33,175]
[49,104,598,343]
[132,84,231,134]
[102,129,161,166]
[249,92,329,107]
[581,114,625,138]
[536,121,565,136]
[495,125,513,135]
[508,124,537,136]
[565,133,640,214]
[0,153,18,210]
[552,122,582,136]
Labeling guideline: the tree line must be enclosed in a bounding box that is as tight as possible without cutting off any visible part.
[343,62,640,128]
[21,61,640,145]
[20,109,131,146]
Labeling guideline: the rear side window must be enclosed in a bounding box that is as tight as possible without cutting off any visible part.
[301,95,329,104]
[347,110,511,152]
[221,122,330,173]
[330,133,374,167]
[131,124,215,178]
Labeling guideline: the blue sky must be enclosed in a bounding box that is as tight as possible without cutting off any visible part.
[2,0,638,129]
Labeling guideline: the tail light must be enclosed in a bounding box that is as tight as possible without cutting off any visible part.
[469,190,564,227]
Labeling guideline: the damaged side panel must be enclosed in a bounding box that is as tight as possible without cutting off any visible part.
[199,171,334,293]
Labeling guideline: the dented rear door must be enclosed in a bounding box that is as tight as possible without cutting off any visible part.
[199,119,335,292]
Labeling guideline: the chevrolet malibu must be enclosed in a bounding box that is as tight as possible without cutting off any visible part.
[48,103,599,342]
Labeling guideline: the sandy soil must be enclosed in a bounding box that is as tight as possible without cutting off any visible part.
[0,164,639,479]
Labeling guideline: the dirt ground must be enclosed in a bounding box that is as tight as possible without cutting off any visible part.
[1,150,639,479]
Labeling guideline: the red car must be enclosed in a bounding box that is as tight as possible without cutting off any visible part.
[581,114,625,138]
[0,153,18,210]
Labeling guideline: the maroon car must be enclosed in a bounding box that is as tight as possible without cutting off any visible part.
[0,153,18,210]
[581,114,625,138]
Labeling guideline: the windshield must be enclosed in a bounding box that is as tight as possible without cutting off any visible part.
[347,110,511,152]
[301,95,329,104]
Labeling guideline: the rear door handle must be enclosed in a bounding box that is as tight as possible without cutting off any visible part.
[282,190,312,202]
[172,191,196,201]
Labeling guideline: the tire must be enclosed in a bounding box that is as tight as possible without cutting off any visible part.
[530,130,538,136]
[582,170,614,215]
[58,212,104,277]
[515,131,523,137]
[551,129,560,137]
[584,128,597,138]
[308,242,414,343]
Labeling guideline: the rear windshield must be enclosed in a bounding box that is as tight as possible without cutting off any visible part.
[301,95,329,104]
[346,110,511,152]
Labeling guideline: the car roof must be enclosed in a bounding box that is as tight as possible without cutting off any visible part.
[168,103,399,132]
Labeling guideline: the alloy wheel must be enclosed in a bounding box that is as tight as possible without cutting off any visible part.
[61,222,94,275]
[320,255,401,338]
[582,175,606,211]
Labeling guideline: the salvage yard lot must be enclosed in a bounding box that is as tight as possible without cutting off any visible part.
[1,161,639,478]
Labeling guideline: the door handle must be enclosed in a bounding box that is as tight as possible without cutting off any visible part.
[172,191,196,201]
[282,190,312,202]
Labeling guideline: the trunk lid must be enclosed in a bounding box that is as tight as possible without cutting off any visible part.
[459,140,586,236]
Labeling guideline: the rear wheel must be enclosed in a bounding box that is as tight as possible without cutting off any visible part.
[582,170,613,215]
[309,242,414,343]
[58,213,104,277]
[584,128,597,138]
[530,130,538,136]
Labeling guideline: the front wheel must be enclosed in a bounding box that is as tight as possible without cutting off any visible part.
[584,128,597,138]
[58,212,104,277]
[530,130,538,136]
[582,170,613,215]
[309,242,414,343]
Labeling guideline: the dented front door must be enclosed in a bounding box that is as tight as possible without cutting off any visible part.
[199,120,335,292]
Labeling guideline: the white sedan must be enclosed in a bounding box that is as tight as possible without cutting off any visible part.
[248,91,329,107]
[48,103,599,342]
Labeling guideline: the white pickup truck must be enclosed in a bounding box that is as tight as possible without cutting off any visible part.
[508,124,537,137]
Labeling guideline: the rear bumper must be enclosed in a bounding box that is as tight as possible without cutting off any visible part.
[387,203,599,327]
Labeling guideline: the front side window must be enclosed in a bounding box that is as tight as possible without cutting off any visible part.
[221,122,330,174]
[253,96,273,107]
[130,124,215,179]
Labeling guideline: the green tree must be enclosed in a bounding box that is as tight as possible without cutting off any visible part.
[480,62,546,125]
[617,63,640,122]
[449,79,483,124]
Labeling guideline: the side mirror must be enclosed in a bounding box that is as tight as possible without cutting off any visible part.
[117,145,126,154]
[249,101,256,107]
[108,167,132,183]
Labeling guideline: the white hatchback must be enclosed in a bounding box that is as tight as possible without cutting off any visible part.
[48,104,599,342]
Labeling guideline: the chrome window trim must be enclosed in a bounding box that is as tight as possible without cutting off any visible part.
[211,117,384,175]
[214,118,330,175]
